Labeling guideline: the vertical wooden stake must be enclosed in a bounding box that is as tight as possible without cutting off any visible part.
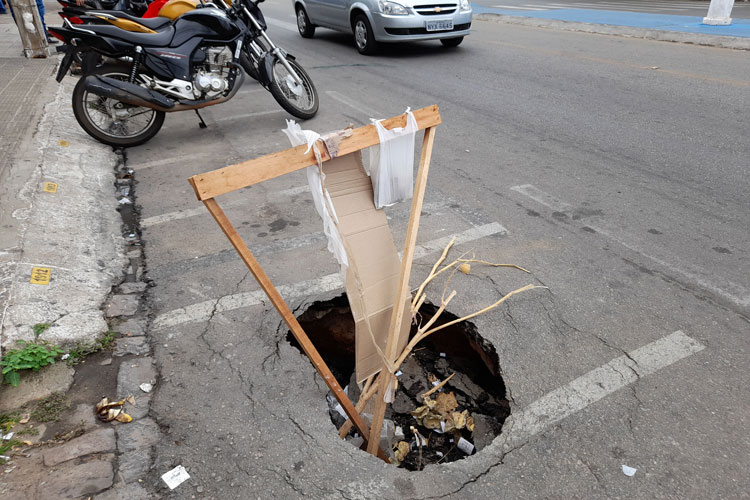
[366,126,437,455]
[199,196,390,463]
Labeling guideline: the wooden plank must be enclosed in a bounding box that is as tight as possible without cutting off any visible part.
[366,126,437,454]
[197,194,390,463]
[188,105,441,201]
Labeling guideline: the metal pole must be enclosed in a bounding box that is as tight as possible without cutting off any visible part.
[9,0,50,58]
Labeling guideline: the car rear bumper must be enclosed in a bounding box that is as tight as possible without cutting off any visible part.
[371,11,472,42]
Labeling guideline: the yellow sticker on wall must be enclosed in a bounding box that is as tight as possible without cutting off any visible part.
[58,140,70,147]
[30,267,51,285]
[43,182,58,193]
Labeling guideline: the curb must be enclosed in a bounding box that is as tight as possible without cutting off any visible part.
[476,13,750,50]
[96,151,160,499]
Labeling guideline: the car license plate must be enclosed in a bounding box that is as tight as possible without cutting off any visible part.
[426,20,453,32]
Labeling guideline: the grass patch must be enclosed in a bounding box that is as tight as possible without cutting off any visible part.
[0,439,23,463]
[16,427,39,436]
[0,411,21,434]
[30,392,70,423]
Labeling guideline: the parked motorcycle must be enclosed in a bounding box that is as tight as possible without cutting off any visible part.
[49,0,319,147]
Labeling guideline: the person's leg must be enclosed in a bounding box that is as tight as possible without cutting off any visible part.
[34,0,48,34]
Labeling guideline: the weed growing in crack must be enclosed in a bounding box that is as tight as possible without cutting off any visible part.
[66,330,116,365]
[0,411,22,433]
[1,340,65,387]
[32,323,52,337]
[0,438,23,463]
[30,392,70,422]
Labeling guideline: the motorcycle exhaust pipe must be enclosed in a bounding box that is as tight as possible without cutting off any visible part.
[84,64,245,113]
[85,75,176,111]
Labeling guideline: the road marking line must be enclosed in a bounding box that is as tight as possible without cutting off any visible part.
[325,91,381,119]
[588,224,750,308]
[507,330,705,442]
[131,153,217,171]
[510,184,750,308]
[214,109,284,123]
[141,185,312,228]
[237,88,266,95]
[510,184,572,212]
[152,222,508,330]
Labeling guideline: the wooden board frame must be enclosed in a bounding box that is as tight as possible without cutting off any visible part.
[188,105,441,461]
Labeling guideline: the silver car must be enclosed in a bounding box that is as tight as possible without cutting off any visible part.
[293,0,472,54]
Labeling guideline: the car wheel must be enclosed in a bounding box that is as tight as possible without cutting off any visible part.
[440,36,463,47]
[296,6,315,38]
[353,14,378,55]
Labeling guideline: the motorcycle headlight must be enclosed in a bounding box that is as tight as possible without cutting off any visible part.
[378,0,408,15]
[459,0,471,12]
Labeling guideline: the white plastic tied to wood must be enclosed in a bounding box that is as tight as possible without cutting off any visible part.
[369,110,418,209]
[281,120,348,269]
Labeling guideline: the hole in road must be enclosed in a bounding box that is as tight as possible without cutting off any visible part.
[287,294,510,471]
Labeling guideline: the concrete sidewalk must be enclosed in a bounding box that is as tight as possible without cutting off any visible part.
[474,5,750,49]
[0,6,161,499]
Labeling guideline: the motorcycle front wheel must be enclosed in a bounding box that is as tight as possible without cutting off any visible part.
[72,64,165,148]
[268,58,318,120]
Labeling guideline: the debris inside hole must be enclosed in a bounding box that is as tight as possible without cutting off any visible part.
[287,294,510,471]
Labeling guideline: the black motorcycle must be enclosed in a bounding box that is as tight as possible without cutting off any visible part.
[49,0,318,147]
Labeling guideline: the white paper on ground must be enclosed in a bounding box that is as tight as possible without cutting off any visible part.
[622,465,637,477]
[161,465,190,490]
[457,437,475,455]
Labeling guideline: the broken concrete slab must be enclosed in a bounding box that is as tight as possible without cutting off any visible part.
[118,282,147,294]
[43,427,116,466]
[117,446,152,483]
[0,362,74,412]
[105,295,140,318]
[111,318,147,337]
[116,417,160,453]
[94,482,150,500]
[116,418,160,482]
[40,458,114,498]
[117,358,156,419]
[113,336,149,357]
[67,403,101,431]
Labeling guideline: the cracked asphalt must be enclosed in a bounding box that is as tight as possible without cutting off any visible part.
[124,8,749,499]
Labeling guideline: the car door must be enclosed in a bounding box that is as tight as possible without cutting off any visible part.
[316,0,351,30]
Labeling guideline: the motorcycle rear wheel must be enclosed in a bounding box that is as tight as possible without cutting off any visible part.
[72,64,165,148]
[268,58,318,120]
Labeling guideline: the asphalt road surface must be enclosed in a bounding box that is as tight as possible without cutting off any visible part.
[127,6,750,499]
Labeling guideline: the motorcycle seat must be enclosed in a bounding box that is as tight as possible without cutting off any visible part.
[85,24,175,46]
[88,10,172,30]
[113,12,172,30]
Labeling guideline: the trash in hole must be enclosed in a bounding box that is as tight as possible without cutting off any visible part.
[289,295,512,471]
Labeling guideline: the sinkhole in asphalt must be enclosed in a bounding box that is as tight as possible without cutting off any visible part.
[287,294,510,471]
